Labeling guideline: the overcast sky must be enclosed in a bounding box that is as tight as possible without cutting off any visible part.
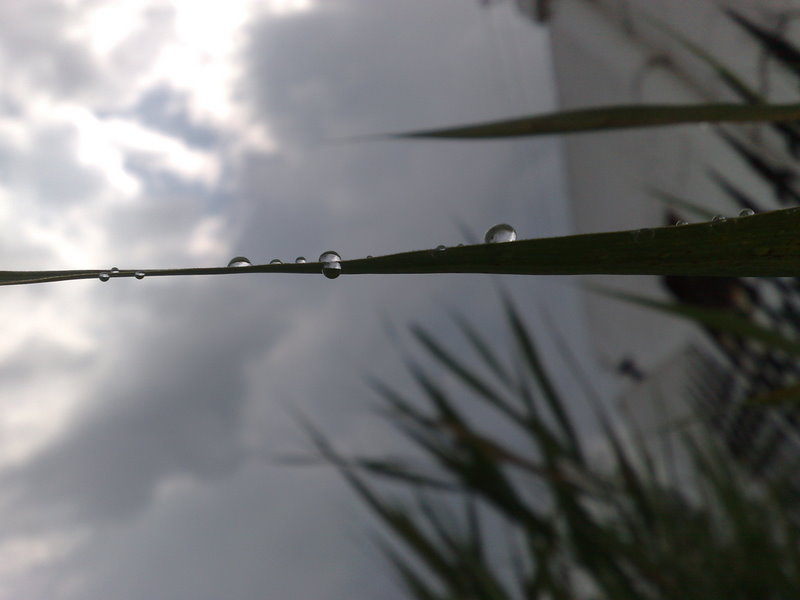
[0,1,596,598]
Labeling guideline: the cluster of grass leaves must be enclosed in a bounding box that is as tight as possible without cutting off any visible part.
[292,7,800,600]
[297,294,800,599]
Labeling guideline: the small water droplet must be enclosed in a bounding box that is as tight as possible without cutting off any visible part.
[228,256,252,267]
[738,208,755,217]
[99,272,110,282]
[134,271,145,280]
[711,215,727,223]
[110,267,119,274]
[295,256,307,264]
[484,223,516,244]
[269,259,282,265]
[435,245,446,252]
[366,255,373,259]
[675,220,689,226]
[457,243,464,247]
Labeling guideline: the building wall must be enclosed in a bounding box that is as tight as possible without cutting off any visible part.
[548,0,796,382]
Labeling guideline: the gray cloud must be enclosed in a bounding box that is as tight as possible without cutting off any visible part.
[0,2,571,599]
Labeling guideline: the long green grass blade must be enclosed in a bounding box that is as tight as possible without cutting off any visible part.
[8,208,800,283]
[380,103,800,140]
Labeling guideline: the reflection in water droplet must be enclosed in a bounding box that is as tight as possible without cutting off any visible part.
[435,245,446,251]
[484,223,517,243]
[134,271,145,280]
[675,220,689,226]
[228,256,252,267]
[319,250,342,280]
[269,259,282,265]
[739,208,755,217]
[318,251,341,263]
[295,257,307,263]
[322,262,342,279]
[99,272,110,282]
[110,267,120,274]
[711,215,727,222]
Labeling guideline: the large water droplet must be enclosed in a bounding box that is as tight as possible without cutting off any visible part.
[134,271,145,280]
[295,256,307,264]
[110,267,120,274]
[269,259,282,265]
[318,251,341,263]
[319,250,342,280]
[99,272,110,282]
[322,262,342,279]
[228,256,252,267]
[484,223,517,243]
[739,208,755,217]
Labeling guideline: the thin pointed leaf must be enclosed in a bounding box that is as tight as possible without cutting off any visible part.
[727,10,800,83]
[377,103,800,140]
[450,311,513,385]
[409,324,526,426]
[8,208,800,283]
[379,541,445,600]
[593,286,800,356]
[501,292,582,461]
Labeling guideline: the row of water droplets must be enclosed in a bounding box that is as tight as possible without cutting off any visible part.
[224,223,518,281]
[98,266,145,282]
[674,208,755,226]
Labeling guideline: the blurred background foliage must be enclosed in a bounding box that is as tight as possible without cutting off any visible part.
[299,6,800,599]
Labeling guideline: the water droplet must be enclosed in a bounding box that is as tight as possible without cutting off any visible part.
[675,220,689,226]
[110,267,119,274]
[295,256,307,264]
[322,262,342,279]
[435,245,446,251]
[457,243,464,247]
[228,256,252,267]
[99,272,110,282]
[738,208,755,217]
[366,255,373,259]
[711,215,727,223]
[269,259,282,265]
[134,271,145,280]
[484,223,516,244]
[318,251,341,263]
[319,250,342,280]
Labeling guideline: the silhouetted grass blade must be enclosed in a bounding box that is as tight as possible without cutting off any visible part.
[383,103,800,140]
[594,286,800,356]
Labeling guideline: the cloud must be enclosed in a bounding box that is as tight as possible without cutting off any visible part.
[0,1,566,599]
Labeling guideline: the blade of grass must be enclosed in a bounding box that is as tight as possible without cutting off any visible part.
[9,207,800,283]
[727,10,800,84]
[501,292,582,462]
[592,285,800,356]
[370,102,800,140]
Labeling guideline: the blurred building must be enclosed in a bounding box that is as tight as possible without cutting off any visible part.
[546,0,800,477]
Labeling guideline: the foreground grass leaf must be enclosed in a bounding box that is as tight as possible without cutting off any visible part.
[377,103,800,140]
[8,207,800,285]
[594,286,800,356]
